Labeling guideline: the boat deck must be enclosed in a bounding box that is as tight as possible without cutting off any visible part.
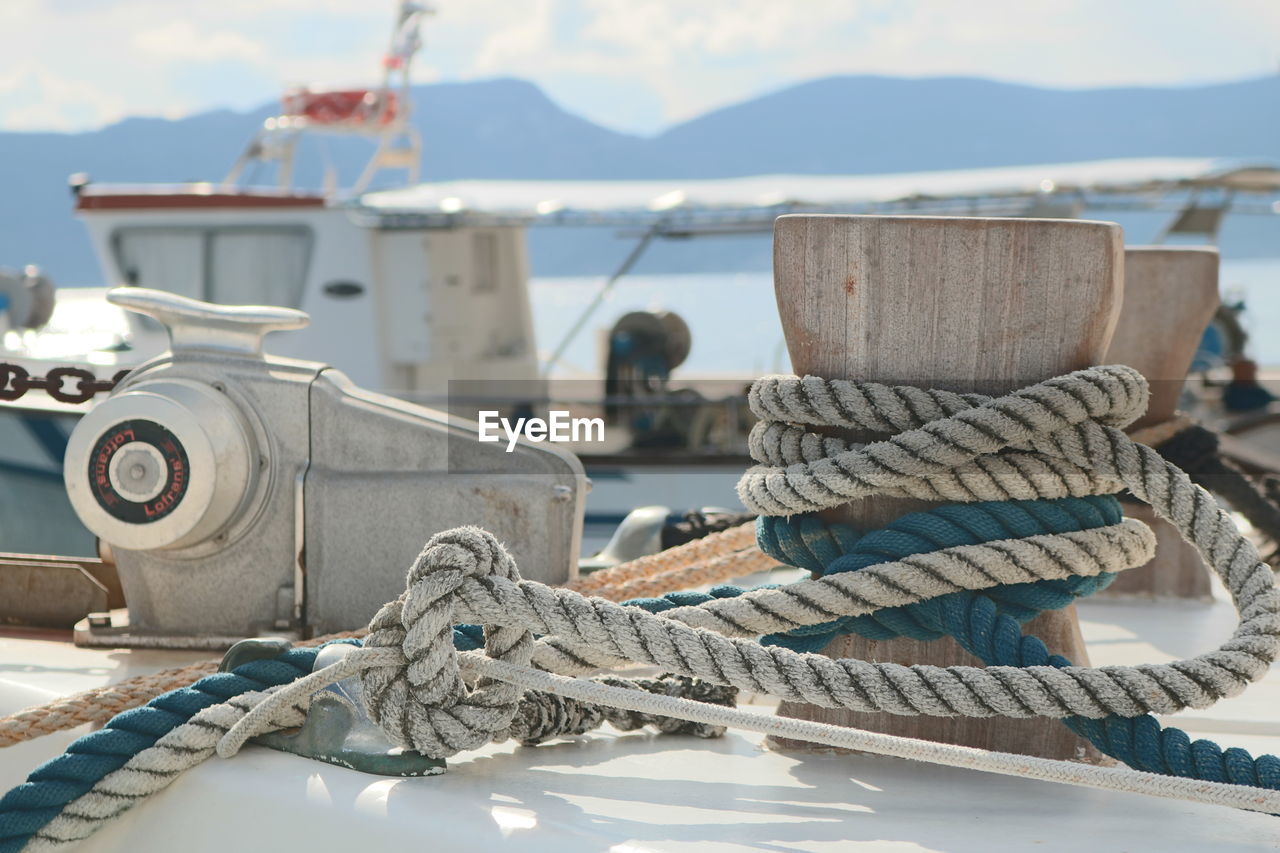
[2,584,1279,851]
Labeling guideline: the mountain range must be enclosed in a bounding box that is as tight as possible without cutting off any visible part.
[1,74,1277,283]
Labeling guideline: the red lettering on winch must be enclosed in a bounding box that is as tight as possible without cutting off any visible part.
[144,457,186,517]
[93,428,135,494]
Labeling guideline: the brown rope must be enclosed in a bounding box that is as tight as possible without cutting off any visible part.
[0,631,365,748]
[567,522,764,599]
[582,546,780,602]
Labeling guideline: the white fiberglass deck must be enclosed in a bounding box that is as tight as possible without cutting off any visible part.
[2,588,1279,852]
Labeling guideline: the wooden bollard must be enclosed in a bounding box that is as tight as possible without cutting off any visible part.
[1099,246,1219,600]
[770,215,1121,761]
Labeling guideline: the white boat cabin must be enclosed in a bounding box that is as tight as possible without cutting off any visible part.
[74,183,539,397]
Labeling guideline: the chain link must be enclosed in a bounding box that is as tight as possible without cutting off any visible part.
[0,362,129,405]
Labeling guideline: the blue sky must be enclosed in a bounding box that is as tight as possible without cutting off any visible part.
[0,0,1276,134]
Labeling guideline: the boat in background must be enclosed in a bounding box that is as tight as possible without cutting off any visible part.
[2,2,1280,559]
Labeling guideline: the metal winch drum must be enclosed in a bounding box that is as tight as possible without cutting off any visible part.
[64,288,585,648]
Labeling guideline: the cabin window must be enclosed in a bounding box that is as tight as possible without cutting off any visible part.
[113,226,313,308]
[208,231,311,307]
[115,230,203,299]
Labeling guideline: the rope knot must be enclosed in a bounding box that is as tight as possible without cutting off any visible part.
[361,527,534,758]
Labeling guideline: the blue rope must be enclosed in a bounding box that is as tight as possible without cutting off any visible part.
[756,498,1119,650]
[934,592,1280,787]
[0,641,357,853]
[614,497,1115,642]
[758,498,1280,789]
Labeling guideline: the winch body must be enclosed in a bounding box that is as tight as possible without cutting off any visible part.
[63,289,585,647]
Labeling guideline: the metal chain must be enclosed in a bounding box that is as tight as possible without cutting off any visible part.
[0,362,129,405]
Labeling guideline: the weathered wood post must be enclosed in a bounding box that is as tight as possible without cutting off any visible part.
[1099,246,1219,600]
[770,214,1121,760]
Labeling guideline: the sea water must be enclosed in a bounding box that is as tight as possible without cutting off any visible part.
[1219,257,1280,364]
[532,256,1280,377]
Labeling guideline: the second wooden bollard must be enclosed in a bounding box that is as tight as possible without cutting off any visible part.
[1100,246,1218,600]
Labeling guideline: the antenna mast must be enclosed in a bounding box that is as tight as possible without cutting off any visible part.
[223,2,432,194]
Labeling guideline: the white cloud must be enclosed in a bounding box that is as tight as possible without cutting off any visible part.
[0,66,130,131]
[0,0,386,129]
[131,21,266,62]
[469,0,556,73]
